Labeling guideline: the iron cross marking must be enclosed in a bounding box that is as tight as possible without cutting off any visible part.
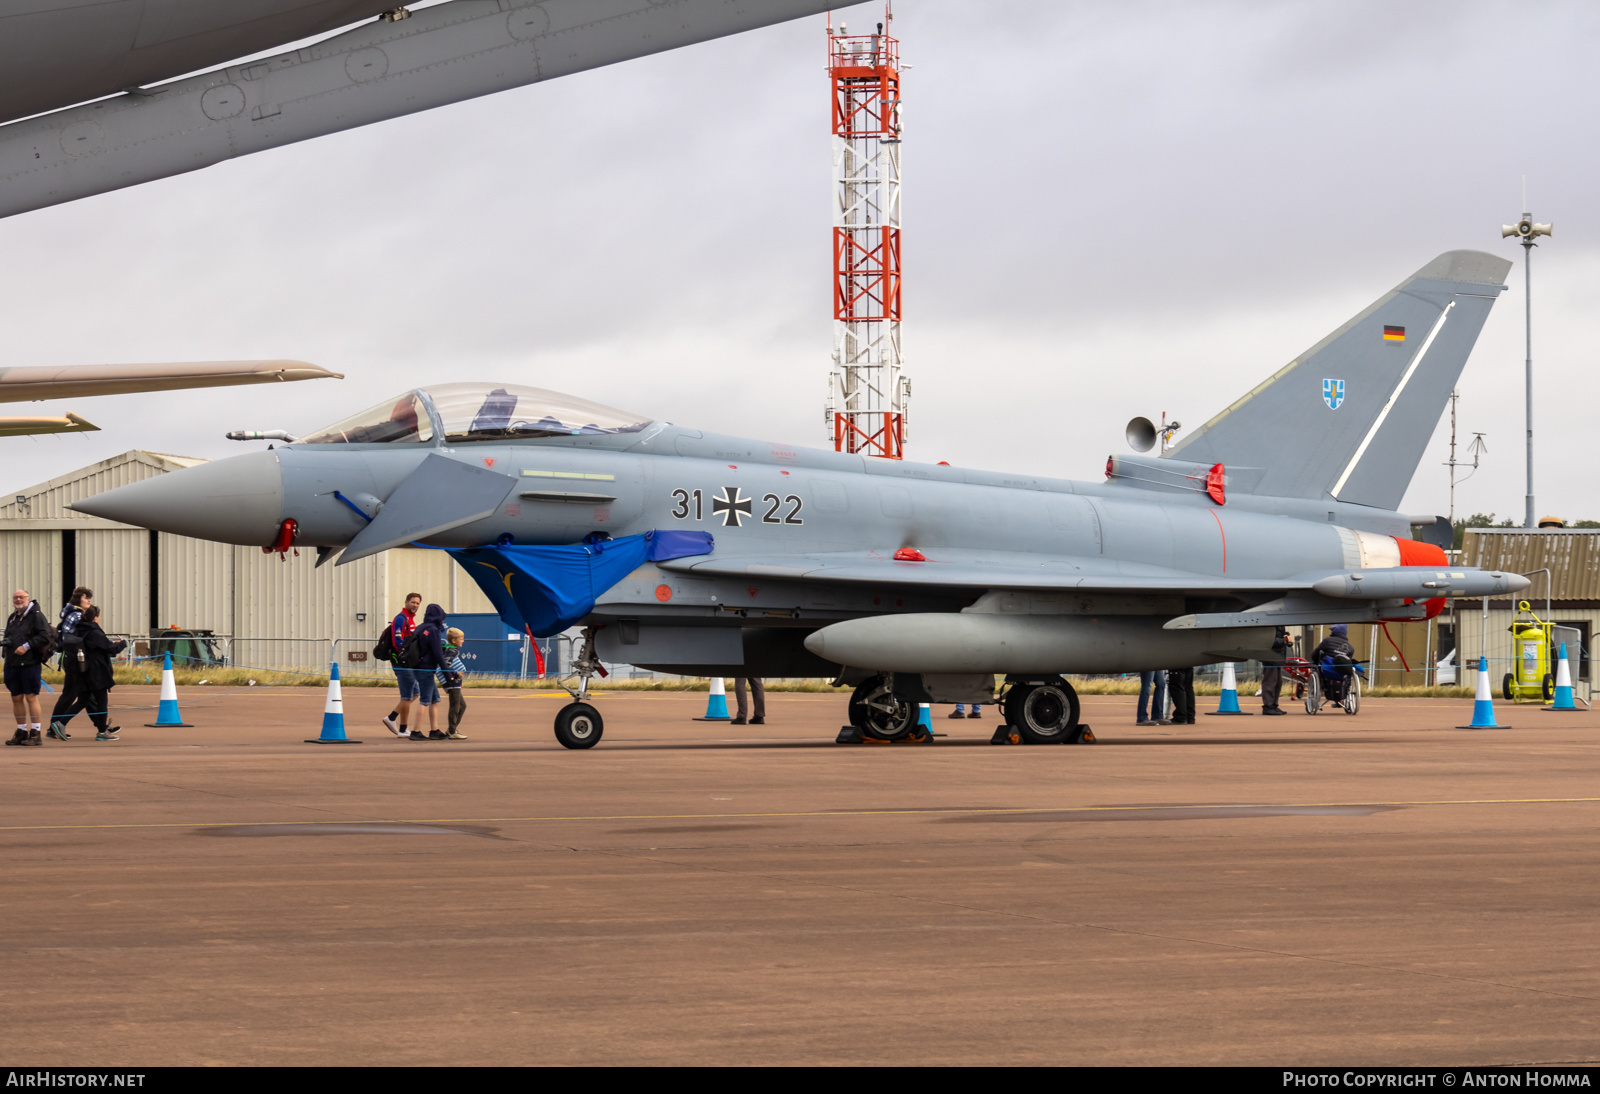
[712,486,752,527]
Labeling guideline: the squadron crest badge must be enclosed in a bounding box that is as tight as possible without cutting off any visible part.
[1323,378,1345,410]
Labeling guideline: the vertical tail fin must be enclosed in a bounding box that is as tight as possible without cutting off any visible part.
[1166,251,1511,510]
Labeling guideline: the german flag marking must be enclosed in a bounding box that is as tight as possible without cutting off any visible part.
[1383,325,1406,342]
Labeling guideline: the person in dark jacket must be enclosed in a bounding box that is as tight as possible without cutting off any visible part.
[47,586,93,740]
[1260,626,1292,715]
[5,589,53,746]
[406,603,450,740]
[53,606,126,741]
[1312,624,1360,701]
[1166,665,1196,724]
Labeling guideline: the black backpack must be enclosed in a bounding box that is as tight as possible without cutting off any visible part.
[372,626,396,663]
[396,629,426,670]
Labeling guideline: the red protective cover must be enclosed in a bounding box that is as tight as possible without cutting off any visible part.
[1206,464,1226,505]
[1393,537,1448,618]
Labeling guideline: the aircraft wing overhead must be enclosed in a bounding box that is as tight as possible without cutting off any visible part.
[0,0,837,221]
[0,411,98,437]
[0,360,341,402]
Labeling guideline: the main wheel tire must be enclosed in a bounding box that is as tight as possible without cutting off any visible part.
[1305,674,1321,714]
[1343,675,1360,714]
[1543,673,1554,702]
[1004,678,1081,743]
[848,679,916,741]
[554,702,604,749]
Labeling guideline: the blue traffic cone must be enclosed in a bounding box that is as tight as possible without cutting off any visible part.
[1459,656,1508,729]
[1546,642,1578,711]
[1206,661,1250,715]
[306,661,361,743]
[144,651,193,727]
[918,702,933,731]
[694,677,732,721]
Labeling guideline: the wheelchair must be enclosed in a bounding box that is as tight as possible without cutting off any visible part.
[1303,657,1365,715]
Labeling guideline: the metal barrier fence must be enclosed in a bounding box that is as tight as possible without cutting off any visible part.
[113,634,576,682]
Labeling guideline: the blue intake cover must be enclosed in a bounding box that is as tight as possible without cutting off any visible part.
[449,530,713,638]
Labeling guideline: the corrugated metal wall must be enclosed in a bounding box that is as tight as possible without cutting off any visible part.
[232,546,385,669]
[158,531,233,633]
[0,530,59,607]
[388,548,494,615]
[77,528,149,637]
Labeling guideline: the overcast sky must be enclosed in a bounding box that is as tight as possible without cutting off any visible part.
[3,0,1598,525]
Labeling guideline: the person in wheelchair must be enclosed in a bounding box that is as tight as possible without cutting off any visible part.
[1311,624,1365,703]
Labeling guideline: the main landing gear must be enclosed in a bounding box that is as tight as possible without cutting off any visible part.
[998,676,1092,744]
[553,626,604,749]
[847,677,918,741]
[837,674,1093,745]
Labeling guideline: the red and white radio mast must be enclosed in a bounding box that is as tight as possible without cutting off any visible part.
[826,6,906,459]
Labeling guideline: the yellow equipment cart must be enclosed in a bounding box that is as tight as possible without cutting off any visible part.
[1503,601,1554,703]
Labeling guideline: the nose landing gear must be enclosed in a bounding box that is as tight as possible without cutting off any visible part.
[553,626,605,749]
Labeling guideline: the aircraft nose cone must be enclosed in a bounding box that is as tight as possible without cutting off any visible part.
[71,450,284,545]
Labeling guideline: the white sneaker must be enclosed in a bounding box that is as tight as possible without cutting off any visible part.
[381,715,400,735]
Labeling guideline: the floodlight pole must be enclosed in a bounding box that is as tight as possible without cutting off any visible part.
[1503,208,1551,528]
[1522,228,1534,530]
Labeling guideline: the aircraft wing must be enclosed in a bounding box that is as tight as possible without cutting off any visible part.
[0,360,341,402]
[661,548,1290,594]
[0,0,835,221]
[0,411,98,437]
[659,549,1529,621]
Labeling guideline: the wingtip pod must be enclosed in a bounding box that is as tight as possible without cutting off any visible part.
[0,359,342,402]
[267,361,345,382]
[1309,568,1530,600]
[1406,250,1513,287]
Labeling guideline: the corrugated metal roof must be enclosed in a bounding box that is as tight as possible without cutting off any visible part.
[1461,528,1600,601]
[0,450,205,524]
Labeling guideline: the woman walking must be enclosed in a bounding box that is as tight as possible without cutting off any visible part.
[54,606,126,741]
[48,586,93,740]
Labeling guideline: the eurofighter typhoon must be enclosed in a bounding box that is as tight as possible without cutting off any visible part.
[74,251,1530,748]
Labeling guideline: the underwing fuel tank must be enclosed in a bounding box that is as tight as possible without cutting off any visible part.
[804,614,1276,675]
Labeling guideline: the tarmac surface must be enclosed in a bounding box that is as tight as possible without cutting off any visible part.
[2,683,1598,1066]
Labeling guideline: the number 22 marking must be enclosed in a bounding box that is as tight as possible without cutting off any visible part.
[763,493,803,525]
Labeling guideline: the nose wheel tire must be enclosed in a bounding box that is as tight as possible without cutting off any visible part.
[555,702,604,749]
[1004,678,1081,743]
[848,679,916,741]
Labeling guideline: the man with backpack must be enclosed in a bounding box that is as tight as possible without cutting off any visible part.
[4,589,53,746]
[400,604,450,740]
[380,592,422,738]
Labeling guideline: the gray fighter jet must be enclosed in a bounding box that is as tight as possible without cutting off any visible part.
[74,250,1530,748]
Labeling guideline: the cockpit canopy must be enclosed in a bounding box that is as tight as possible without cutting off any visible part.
[299,383,652,446]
